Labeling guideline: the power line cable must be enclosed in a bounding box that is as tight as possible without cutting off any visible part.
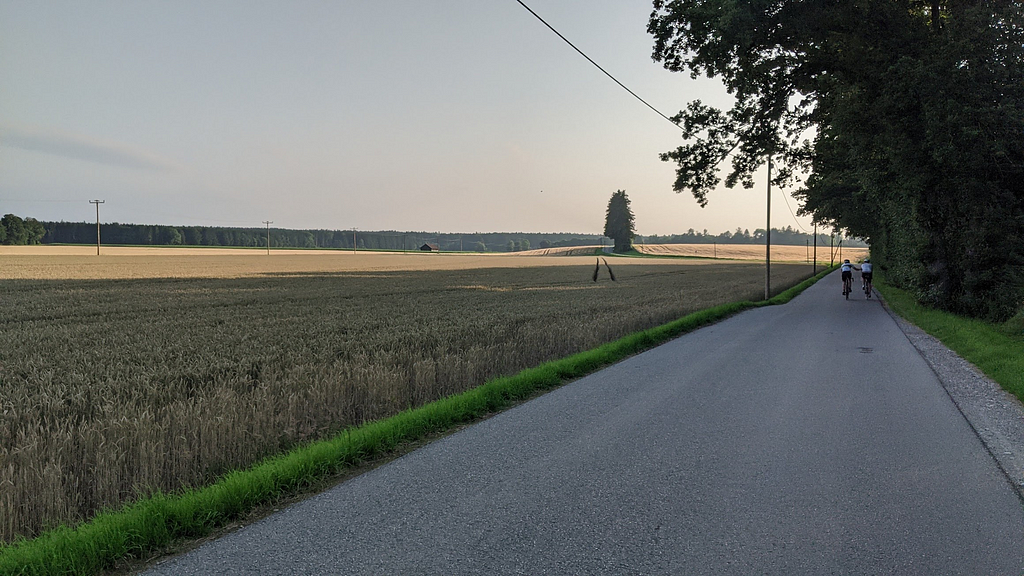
[517,0,813,235]
[0,198,81,203]
[513,0,683,132]
[778,187,809,232]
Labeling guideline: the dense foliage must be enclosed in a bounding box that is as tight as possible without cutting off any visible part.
[649,1,1024,319]
[604,189,637,252]
[0,214,45,245]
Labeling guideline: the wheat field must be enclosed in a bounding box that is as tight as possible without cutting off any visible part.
[1,246,688,281]
[520,243,867,262]
[0,247,815,543]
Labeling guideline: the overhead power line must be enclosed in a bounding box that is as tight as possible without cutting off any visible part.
[517,0,813,236]
[513,0,683,132]
[0,198,82,203]
[779,187,809,232]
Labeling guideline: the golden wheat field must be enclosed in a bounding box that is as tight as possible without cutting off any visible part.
[0,246,816,543]
[1,245,684,280]
[521,243,867,262]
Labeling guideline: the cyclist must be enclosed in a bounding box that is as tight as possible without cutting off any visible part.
[861,258,873,295]
[840,259,859,296]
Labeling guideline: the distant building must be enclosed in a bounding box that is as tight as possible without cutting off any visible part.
[420,243,439,251]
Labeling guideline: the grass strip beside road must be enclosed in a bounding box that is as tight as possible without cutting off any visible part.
[0,266,835,576]
[875,277,1024,403]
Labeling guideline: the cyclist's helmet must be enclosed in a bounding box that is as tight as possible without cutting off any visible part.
[864,258,870,263]
[844,259,850,263]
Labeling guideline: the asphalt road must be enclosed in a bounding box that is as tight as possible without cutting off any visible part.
[145,270,1024,575]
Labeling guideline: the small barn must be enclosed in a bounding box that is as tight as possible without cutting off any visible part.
[420,243,440,252]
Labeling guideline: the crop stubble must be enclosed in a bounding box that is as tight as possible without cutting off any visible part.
[0,251,813,543]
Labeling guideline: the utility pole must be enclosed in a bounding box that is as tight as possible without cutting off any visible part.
[765,155,772,300]
[90,200,104,255]
[813,223,818,274]
[353,229,357,253]
[262,221,272,255]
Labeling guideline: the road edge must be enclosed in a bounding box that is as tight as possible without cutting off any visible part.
[877,289,1024,500]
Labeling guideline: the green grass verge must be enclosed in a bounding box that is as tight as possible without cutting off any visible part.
[875,276,1024,403]
[0,266,834,575]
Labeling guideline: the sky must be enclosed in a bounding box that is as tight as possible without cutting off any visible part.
[0,0,816,236]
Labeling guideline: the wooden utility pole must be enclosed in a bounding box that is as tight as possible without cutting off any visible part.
[90,200,104,255]
[765,155,772,300]
[353,230,357,252]
[262,221,272,255]
[813,223,818,274]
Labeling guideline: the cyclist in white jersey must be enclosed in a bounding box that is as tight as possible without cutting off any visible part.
[860,259,873,289]
[840,259,860,293]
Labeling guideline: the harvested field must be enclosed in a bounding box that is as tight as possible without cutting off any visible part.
[0,249,815,543]
[1,246,680,281]
[521,243,868,262]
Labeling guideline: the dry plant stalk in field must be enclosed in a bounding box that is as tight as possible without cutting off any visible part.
[0,261,812,543]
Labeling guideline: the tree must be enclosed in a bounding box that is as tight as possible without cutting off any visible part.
[506,240,515,252]
[24,218,45,245]
[604,190,636,253]
[163,227,183,245]
[183,227,202,246]
[1,214,27,245]
[649,1,1024,319]
[520,239,530,251]
[201,228,219,246]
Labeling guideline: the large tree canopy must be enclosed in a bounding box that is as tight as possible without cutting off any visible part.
[649,0,1024,320]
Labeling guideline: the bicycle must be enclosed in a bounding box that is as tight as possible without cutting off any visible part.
[843,276,853,299]
[863,277,873,299]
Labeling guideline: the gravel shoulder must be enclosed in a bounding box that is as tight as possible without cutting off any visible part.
[880,291,1024,499]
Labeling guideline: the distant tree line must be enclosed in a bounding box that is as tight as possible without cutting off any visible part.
[0,216,862,250]
[643,226,867,248]
[31,220,606,252]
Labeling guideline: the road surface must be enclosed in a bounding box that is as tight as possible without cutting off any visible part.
[146,270,1024,574]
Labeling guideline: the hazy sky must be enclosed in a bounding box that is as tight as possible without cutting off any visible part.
[0,1,815,236]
